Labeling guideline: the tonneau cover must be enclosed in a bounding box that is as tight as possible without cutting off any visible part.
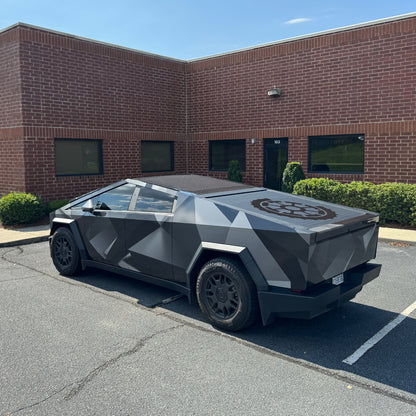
[208,189,378,234]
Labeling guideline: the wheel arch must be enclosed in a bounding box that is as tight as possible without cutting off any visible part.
[50,218,88,265]
[186,243,268,304]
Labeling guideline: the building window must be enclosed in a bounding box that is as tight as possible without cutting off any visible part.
[209,139,246,171]
[55,139,103,176]
[141,141,174,173]
[309,134,365,174]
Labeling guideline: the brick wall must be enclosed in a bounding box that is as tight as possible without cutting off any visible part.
[187,16,416,185]
[1,17,416,200]
[22,128,187,202]
[14,25,188,200]
[0,128,26,195]
[18,25,186,132]
[0,28,25,195]
[0,28,22,128]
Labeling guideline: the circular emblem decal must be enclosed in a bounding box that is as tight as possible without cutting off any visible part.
[251,199,336,220]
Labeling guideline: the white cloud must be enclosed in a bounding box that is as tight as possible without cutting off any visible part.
[285,17,312,25]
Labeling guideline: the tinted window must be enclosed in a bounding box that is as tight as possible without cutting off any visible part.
[209,140,246,171]
[141,141,174,173]
[134,187,175,213]
[74,184,135,211]
[55,139,103,176]
[309,135,364,174]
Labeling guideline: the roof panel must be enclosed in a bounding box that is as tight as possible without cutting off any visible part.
[138,174,254,195]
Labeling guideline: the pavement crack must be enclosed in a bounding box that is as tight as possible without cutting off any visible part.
[3,385,69,415]
[2,325,183,414]
[0,246,23,260]
[64,324,183,401]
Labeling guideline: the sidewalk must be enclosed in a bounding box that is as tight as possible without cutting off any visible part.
[0,223,415,248]
[378,227,416,244]
[0,224,50,247]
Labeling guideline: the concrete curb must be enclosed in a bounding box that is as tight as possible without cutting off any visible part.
[0,235,50,248]
[378,237,415,245]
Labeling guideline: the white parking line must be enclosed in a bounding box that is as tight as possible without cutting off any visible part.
[343,300,416,365]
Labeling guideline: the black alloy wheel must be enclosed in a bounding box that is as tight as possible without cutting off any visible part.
[203,271,240,320]
[196,257,259,331]
[51,227,81,276]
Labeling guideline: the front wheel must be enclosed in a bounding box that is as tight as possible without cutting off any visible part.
[51,227,82,276]
[196,257,259,331]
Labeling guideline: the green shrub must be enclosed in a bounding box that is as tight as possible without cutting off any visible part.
[293,178,343,203]
[293,179,416,227]
[281,162,306,193]
[0,192,46,226]
[372,183,416,226]
[227,160,242,182]
[341,181,378,211]
[47,199,69,213]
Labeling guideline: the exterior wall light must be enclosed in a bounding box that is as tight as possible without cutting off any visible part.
[267,87,281,97]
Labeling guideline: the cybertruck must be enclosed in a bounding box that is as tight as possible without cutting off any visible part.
[50,175,381,331]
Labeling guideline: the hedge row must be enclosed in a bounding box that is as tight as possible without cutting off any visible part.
[0,192,69,226]
[293,178,416,226]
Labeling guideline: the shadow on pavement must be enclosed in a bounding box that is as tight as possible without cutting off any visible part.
[67,268,416,397]
[3,243,414,398]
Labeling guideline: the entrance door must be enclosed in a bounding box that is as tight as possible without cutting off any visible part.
[263,138,288,191]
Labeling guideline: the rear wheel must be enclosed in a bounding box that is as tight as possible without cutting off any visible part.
[196,257,259,331]
[51,227,81,276]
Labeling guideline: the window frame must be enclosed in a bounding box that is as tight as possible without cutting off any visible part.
[209,139,246,172]
[54,138,103,177]
[141,141,174,173]
[308,134,365,174]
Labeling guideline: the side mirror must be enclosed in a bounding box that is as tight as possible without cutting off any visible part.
[82,200,95,213]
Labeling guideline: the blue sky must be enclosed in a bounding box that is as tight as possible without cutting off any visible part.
[1,1,415,59]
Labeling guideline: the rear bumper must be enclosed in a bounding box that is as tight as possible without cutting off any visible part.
[258,263,381,326]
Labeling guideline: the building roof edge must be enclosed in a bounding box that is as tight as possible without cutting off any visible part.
[0,22,186,63]
[1,12,416,63]
[188,12,416,62]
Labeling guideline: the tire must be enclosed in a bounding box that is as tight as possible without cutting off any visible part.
[51,227,82,276]
[196,257,259,331]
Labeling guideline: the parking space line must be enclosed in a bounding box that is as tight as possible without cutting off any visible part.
[343,300,416,365]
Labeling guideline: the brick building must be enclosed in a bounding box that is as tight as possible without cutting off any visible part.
[1,13,416,201]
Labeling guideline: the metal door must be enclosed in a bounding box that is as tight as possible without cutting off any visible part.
[263,138,288,190]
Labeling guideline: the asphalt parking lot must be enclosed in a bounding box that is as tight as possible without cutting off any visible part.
[1,241,415,415]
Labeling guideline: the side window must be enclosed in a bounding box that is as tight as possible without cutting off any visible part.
[134,187,175,213]
[92,184,136,210]
[73,183,136,211]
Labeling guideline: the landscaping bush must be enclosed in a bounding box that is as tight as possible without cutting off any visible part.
[372,183,416,226]
[292,178,343,203]
[281,162,306,193]
[47,199,69,213]
[0,192,46,226]
[293,178,416,226]
[340,181,377,211]
[227,160,242,182]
